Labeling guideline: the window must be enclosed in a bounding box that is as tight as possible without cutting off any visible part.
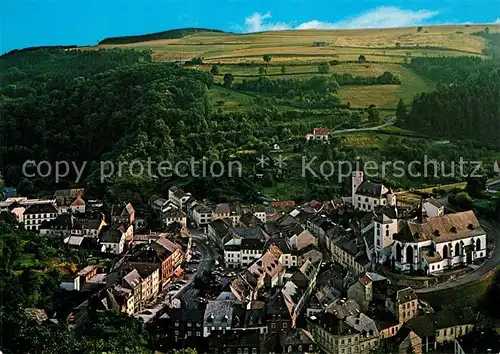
[283,322,288,328]
[175,322,179,327]
[271,323,276,329]
[298,346,302,352]
[175,330,179,335]
[287,346,292,353]
[196,331,200,336]
[244,349,249,354]
[252,349,257,354]
[188,331,192,336]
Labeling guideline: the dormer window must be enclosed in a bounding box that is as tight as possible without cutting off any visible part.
[450,226,457,233]
[467,223,474,230]
[433,230,440,237]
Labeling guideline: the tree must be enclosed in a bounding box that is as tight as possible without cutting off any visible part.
[210,64,219,75]
[318,62,331,73]
[191,57,203,64]
[223,73,234,88]
[281,64,286,74]
[396,98,407,122]
[358,55,366,63]
[465,176,487,198]
[395,42,401,48]
[258,66,267,75]
[367,105,380,124]
[263,54,272,64]
[485,26,490,34]
[173,349,198,354]
[417,26,423,32]
[455,192,474,210]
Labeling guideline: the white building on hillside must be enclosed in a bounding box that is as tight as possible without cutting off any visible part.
[352,171,396,211]
[392,211,486,275]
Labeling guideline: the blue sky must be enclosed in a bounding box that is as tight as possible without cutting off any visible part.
[2,0,499,53]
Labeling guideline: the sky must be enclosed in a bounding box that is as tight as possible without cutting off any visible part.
[1,0,499,54]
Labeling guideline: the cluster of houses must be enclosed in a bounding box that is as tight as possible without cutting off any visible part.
[4,168,495,354]
[148,186,273,230]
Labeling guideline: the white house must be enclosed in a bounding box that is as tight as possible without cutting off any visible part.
[305,128,329,141]
[60,275,81,291]
[223,228,267,268]
[100,226,129,254]
[352,171,396,212]
[494,160,500,174]
[23,203,58,231]
[168,186,192,210]
[392,210,487,275]
[162,207,187,227]
[423,198,445,218]
[192,204,213,227]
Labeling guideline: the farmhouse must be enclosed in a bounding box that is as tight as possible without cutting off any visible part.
[305,128,329,141]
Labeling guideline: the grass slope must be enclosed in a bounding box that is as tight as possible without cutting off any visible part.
[98,28,225,45]
[95,25,499,109]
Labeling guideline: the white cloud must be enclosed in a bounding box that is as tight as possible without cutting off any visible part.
[244,12,291,32]
[243,7,439,33]
[495,18,500,24]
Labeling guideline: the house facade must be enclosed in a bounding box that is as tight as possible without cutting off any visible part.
[100,225,130,254]
[306,128,329,141]
[192,204,213,227]
[23,203,58,231]
[352,171,396,212]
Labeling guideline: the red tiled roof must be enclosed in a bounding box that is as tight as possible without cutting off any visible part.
[312,128,329,136]
[359,274,372,286]
[156,237,181,252]
[272,200,295,208]
[310,200,320,208]
[71,196,85,207]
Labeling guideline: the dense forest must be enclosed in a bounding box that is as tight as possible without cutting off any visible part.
[402,57,500,146]
[98,28,225,45]
[0,49,345,202]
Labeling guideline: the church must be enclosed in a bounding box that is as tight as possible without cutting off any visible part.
[373,205,487,275]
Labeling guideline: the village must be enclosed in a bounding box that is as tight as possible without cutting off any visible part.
[1,170,499,354]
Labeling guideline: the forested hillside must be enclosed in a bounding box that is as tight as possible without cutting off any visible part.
[401,57,500,146]
[0,49,215,196]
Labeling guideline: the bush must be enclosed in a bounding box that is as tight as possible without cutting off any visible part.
[318,62,331,73]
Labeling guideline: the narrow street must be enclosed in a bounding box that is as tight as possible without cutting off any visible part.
[172,230,215,300]
[135,229,215,325]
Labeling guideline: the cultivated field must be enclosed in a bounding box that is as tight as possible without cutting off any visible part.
[93,24,498,109]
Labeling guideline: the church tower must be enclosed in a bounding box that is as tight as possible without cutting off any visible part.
[352,170,364,204]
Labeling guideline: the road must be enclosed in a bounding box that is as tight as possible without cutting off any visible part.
[330,118,395,136]
[135,229,215,325]
[486,178,500,193]
[415,213,500,294]
[173,231,214,299]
